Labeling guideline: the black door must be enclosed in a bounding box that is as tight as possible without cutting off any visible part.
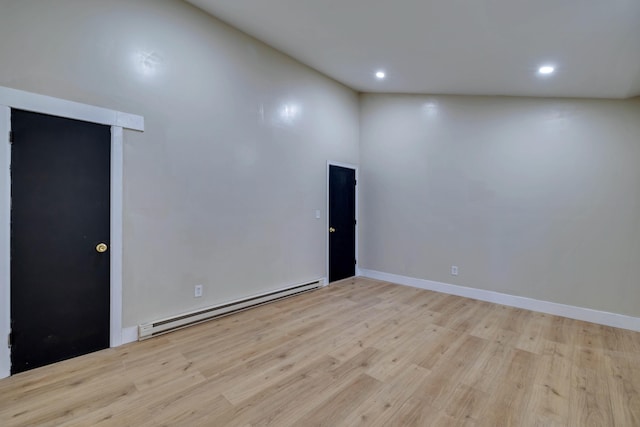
[329,165,356,282]
[10,109,111,374]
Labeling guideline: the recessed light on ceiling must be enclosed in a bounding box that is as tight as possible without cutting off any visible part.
[538,65,555,75]
[375,71,386,80]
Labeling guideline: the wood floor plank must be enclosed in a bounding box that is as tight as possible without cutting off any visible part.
[230,349,383,427]
[1,277,639,426]
[443,383,490,422]
[476,348,538,426]
[458,330,519,394]
[604,351,640,427]
[291,373,382,426]
[527,341,573,425]
[338,363,430,427]
[468,304,508,340]
[225,355,344,427]
[568,365,616,427]
[415,325,466,370]
[390,397,437,427]
[515,311,548,354]
[414,335,489,410]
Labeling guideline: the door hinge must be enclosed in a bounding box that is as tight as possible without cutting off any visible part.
[7,332,12,348]
[354,179,357,186]
[354,259,357,265]
[9,131,13,144]
[354,219,357,225]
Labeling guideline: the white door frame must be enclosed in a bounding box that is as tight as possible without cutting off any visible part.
[326,161,359,282]
[0,86,143,378]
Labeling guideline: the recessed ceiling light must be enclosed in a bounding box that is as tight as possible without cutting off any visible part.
[375,71,386,80]
[538,65,555,75]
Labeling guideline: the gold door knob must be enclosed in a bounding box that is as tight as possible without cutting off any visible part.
[329,227,336,233]
[96,243,108,253]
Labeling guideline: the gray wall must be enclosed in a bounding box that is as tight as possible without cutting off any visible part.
[0,0,359,326]
[2,0,638,326]
[360,94,640,317]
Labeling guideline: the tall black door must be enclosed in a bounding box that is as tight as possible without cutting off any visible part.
[329,165,356,282]
[10,109,111,374]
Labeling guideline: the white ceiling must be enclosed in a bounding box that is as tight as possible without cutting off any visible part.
[186,0,640,99]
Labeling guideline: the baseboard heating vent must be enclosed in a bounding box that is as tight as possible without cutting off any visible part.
[138,279,323,340]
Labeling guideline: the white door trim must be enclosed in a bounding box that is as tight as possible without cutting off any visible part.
[326,161,359,283]
[0,87,144,131]
[0,105,10,379]
[0,86,143,378]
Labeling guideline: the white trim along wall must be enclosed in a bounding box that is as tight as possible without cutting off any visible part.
[0,86,144,378]
[359,269,640,332]
[0,105,10,379]
[326,161,359,282]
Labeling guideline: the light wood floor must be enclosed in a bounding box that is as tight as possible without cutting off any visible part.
[1,277,639,426]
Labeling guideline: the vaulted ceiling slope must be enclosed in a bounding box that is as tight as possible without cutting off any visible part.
[186,0,640,99]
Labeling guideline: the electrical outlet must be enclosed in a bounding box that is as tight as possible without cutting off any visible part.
[194,284,203,298]
[451,266,459,276]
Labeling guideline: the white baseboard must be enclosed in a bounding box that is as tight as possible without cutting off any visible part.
[359,269,640,332]
[120,326,139,345]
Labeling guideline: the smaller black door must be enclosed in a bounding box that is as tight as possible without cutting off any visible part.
[10,109,111,374]
[329,165,356,282]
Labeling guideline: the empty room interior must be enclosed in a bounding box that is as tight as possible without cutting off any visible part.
[1,0,639,425]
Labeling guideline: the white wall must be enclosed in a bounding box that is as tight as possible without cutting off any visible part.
[0,0,359,327]
[360,94,640,317]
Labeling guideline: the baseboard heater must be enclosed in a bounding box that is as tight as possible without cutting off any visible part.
[138,279,323,340]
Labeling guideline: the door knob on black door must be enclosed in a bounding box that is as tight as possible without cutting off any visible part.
[329,227,336,233]
[95,243,108,253]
